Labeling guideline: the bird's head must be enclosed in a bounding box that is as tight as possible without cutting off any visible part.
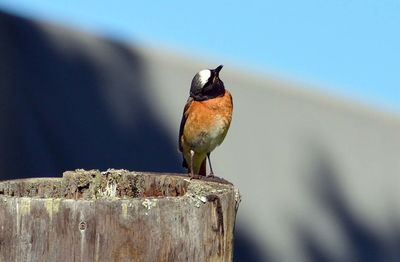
[190,65,225,101]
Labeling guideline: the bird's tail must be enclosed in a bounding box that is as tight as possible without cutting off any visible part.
[199,158,207,176]
[183,156,207,176]
[182,157,188,168]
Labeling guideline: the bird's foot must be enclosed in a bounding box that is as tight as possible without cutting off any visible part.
[207,172,215,178]
[188,172,201,180]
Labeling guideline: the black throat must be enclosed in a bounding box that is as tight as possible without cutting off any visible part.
[190,80,225,101]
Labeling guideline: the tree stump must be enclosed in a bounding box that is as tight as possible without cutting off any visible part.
[0,169,241,262]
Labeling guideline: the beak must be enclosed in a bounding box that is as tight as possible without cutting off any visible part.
[213,65,223,84]
[215,65,223,75]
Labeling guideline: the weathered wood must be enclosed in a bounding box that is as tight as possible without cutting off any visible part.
[0,169,241,262]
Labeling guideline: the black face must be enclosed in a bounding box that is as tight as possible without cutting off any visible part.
[190,65,225,101]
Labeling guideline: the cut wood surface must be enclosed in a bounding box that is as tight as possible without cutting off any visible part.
[0,169,241,262]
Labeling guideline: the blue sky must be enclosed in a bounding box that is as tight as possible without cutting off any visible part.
[1,1,399,113]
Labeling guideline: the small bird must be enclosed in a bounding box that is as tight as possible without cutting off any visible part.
[178,65,233,178]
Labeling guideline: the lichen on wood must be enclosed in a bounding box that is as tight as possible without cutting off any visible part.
[0,169,240,262]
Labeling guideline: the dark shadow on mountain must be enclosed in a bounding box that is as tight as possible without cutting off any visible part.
[0,10,182,179]
[297,143,400,262]
[234,223,271,262]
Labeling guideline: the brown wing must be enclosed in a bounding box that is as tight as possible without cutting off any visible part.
[178,96,194,152]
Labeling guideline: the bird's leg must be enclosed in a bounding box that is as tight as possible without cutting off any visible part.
[189,150,196,179]
[207,152,215,177]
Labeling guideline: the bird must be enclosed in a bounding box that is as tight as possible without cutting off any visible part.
[178,65,233,178]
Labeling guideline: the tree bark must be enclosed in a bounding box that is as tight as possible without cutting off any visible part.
[0,169,240,262]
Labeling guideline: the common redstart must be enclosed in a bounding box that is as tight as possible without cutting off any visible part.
[178,65,233,178]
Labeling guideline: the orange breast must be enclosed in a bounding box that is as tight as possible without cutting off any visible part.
[182,90,233,153]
